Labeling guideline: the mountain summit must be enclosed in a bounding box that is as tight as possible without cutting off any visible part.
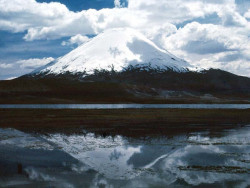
[16,28,249,104]
[33,28,192,76]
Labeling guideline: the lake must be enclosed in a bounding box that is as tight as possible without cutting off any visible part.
[0,104,250,109]
[0,125,249,187]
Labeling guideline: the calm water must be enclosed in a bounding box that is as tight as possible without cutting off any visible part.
[0,104,250,109]
[0,126,249,187]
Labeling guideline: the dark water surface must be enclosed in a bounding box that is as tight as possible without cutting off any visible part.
[0,125,249,187]
[0,104,250,109]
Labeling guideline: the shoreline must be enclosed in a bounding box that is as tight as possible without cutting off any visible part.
[0,103,249,110]
[1,108,249,138]
[0,100,249,105]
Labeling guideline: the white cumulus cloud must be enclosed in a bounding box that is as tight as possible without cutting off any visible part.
[244,9,250,19]
[162,22,250,76]
[1,0,245,41]
[0,0,249,76]
[62,34,90,46]
[16,57,55,69]
[0,63,13,69]
[114,0,124,8]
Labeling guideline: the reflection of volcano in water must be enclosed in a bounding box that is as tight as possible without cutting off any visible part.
[0,126,250,187]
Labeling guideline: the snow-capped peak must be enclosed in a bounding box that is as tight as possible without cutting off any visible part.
[33,28,192,75]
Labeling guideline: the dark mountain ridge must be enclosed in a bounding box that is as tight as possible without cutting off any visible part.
[1,67,249,104]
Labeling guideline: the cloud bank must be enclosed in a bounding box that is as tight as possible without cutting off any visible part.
[0,0,249,76]
[16,57,55,69]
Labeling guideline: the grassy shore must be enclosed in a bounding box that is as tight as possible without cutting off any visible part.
[0,78,249,104]
[0,108,249,137]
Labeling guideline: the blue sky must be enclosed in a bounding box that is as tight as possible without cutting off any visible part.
[36,0,127,11]
[0,0,249,79]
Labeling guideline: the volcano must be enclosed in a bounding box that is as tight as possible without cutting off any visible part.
[31,28,192,76]
[1,28,249,104]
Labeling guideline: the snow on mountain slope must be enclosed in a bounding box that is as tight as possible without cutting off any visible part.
[33,28,192,75]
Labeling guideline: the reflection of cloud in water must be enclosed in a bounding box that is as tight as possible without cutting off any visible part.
[158,126,250,186]
[0,126,249,187]
[44,126,250,186]
[162,145,248,186]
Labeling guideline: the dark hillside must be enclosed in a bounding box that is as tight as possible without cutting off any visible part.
[0,68,249,104]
